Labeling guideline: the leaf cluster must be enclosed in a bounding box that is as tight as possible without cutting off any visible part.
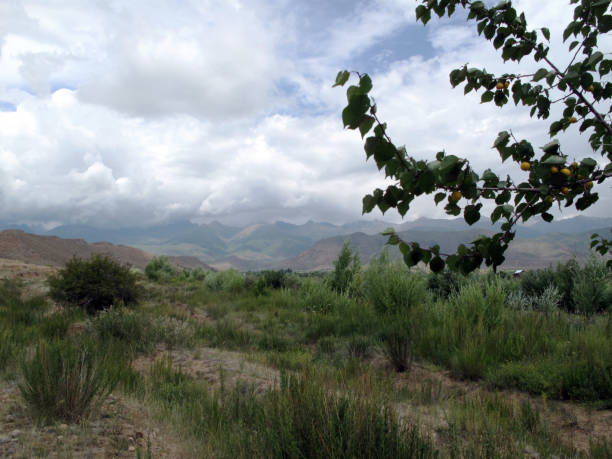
[335,0,612,274]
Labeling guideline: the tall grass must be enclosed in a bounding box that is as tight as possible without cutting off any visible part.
[148,360,437,458]
[19,339,119,423]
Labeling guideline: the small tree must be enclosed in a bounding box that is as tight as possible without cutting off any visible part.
[329,240,361,294]
[48,254,140,313]
[335,0,611,274]
[144,255,177,281]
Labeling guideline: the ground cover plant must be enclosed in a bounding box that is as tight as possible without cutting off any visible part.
[1,252,610,457]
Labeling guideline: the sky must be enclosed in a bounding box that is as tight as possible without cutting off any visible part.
[0,0,610,229]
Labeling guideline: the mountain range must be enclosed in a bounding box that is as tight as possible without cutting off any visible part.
[1,216,610,272]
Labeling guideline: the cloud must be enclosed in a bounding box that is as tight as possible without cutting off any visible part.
[0,0,609,230]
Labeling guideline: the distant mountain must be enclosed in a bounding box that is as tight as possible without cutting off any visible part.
[274,227,598,272]
[0,230,212,271]
[0,215,608,271]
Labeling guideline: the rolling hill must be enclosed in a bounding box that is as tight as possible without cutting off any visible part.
[0,230,212,271]
[1,216,609,272]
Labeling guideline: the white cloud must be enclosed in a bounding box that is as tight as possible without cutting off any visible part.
[0,0,609,229]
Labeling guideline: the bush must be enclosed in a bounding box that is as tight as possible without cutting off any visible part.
[19,339,118,423]
[427,268,464,300]
[364,255,430,315]
[48,254,140,313]
[299,278,351,314]
[205,269,244,293]
[145,256,177,281]
[329,241,361,295]
[572,256,612,315]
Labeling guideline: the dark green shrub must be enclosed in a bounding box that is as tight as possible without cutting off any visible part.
[144,256,176,281]
[19,339,118,423]
[427,268,464,299]
[48,254,140,313]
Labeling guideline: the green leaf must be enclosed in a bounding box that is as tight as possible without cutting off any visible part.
[580,157,597,168]
[333,70,350,87]
[493,131,510,148]
[481,91,494,103]
[359,74,373,93]
[541,27,550,41]
[464,205,481,225]
[533,68,548,81]
[541,212,554,222]
[362,194,376,214]
[342,106,359,129]
[540,140,560,154]
[434,192,446,205]
[429,256,445,273]
[541,155,566,165]
[359,116,375,138]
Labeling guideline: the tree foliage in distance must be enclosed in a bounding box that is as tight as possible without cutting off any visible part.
[335,0,612,274]
[330,241,361,294]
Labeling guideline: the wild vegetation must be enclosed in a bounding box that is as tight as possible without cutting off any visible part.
[0,249,610,457]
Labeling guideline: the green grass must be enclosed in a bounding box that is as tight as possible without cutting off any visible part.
[2,261,611,457]
[147,360,437,458]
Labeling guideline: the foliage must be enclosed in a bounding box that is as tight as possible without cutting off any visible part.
[363,254,430,315]
[329,241,362,295]
[520,256,610,313]
[571,255,612,314]
[426,268,465,300]
[144,256,177,282]
[205,269,244,293]
[335,0,611,274]
[247,269,296,296]
[19,339,118,424]
[48,254,140,313]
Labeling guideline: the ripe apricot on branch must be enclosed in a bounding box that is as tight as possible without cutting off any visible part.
[561,187,570,195]
[504,81,510,89]
[520,162,531,171]
[560,168,571,177]
[585,181,594,190]
[569,116,578,123]
[588,84,594,92]
[451,191,462,202]
[550,166,559,174]
[496,82,504,90]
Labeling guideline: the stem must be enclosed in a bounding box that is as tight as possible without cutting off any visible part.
[542,56,612,137]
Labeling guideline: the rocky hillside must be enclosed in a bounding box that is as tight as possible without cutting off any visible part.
[0,230,212,271]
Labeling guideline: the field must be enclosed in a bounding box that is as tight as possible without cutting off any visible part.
[0,255,611,458]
